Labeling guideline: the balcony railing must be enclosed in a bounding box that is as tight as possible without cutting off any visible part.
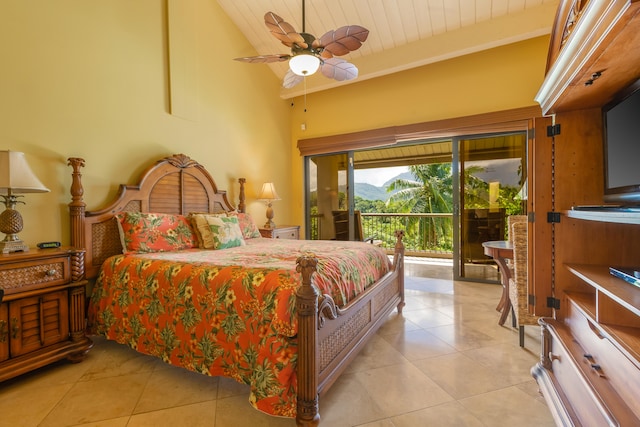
[310,212,454,257]
[362,213,453,257]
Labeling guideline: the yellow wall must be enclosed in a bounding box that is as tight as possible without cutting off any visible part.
[288,36,550,233]
[1,1,551,248]
[0,1,291,247]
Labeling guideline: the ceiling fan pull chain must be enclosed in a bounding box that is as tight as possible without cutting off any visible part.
[303,77,308,112]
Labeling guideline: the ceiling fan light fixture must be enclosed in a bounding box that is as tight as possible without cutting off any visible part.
[289,54,320,76]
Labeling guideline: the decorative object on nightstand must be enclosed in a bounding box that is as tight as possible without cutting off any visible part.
[0,151,50,254]
[259,182,280,229]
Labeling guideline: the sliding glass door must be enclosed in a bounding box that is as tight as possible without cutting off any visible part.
[305,152,354,241]
[453,133,527,281]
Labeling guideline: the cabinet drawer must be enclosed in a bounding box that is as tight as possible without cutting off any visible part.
[566,299,640,418]
[546,322,619,426]
[0,256,70,295]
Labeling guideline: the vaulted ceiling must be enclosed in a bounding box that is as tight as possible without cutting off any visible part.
[217,0,559,99]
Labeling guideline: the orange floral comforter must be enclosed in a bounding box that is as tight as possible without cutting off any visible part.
[88,238,391,417]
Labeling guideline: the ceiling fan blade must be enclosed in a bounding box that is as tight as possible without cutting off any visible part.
[313,25,369,58]
[234,54,290,63]
[283,70,304,88]
[320,58,359,81]
[264,12,307,49]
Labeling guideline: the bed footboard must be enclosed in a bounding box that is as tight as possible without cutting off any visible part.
[295,230,405,427]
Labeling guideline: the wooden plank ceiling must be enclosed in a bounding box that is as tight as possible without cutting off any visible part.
[217,0,559,98]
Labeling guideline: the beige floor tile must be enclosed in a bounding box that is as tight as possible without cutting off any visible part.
[350,362,454,417]
[0,380,74,427]
[342,334,408,375]
[460,385,556,427]
[128,401,217,427]
[214,395,295,426]
[463,341,540,385]
[74,417,130,427]
[78,337,164,382]
[133,364,219,413]
[380,328,457,360]
[315,372,390,427]
[388,401,485,427]
[413,352,515,399]
[39,373,152,427]
[375,311,422,336]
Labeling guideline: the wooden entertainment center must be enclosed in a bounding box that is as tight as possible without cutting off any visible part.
[531,0,640,425]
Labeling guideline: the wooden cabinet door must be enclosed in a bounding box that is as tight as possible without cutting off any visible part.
[0,303,8,362]
[9,290,69,357]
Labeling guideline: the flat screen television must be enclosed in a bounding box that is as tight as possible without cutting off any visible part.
[603,79,640,205]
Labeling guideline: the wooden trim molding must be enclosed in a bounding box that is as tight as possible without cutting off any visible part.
[297,105,542,157]
[536,0,640,114]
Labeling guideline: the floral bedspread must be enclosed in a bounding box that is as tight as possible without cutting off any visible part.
[88,238,391,417]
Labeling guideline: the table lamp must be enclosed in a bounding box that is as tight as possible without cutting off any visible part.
[258,182,281,229]
[0,151,50,253]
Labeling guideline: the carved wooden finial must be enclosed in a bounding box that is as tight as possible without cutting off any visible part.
[238,178,246,213]
[165,153,199,169]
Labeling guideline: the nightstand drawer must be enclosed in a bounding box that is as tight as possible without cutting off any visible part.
[260,226,300,240]
[272,227,299,239]
[0,257,70,295]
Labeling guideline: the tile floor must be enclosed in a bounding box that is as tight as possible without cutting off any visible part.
[0,260,555,427]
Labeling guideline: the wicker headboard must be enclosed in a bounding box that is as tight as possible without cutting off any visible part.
[67,154,245,279]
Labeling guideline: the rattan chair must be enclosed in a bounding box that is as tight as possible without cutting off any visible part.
[509,220,539,347]
[507,215,527,244]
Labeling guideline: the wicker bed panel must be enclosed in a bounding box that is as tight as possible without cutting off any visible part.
[91,218,122,269]
[319,303,371,371]
[374,279,399,316]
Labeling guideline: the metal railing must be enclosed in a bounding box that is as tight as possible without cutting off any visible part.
[310,212,454,257]
[361,213,453,257]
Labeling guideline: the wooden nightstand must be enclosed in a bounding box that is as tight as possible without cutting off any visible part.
[259,225,300,240]
[0,247,93,381]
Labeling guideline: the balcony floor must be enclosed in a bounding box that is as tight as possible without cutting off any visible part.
[404,256,501,283]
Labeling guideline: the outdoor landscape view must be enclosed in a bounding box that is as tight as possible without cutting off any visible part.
[335,161,525,254]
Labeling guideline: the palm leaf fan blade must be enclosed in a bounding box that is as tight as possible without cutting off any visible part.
[283,70,304,88]
[264,12,307,48]
[234,54,290,63]
[320,58,358,81]
[313,25,369,58]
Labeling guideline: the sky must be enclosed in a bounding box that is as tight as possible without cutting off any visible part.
[354,166,409,186]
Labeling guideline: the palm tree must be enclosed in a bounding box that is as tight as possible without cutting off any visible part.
[386,164,453,250]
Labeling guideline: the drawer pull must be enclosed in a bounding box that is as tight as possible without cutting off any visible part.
[46,269,57,276]
[0,320,7,343]
[590,363,606,378]
[549,352,560,362]
[11,317,19,339]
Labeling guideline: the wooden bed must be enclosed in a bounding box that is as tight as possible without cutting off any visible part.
[67,153,405,426]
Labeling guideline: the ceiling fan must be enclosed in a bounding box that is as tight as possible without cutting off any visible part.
[234,0,369,89]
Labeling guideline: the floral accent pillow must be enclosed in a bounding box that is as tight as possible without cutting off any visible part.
[191,214,245,249]
[227,211,261,239]
[115,212,198,254]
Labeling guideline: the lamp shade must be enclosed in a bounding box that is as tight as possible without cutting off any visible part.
[259,182,280,201]
[289,54,321,76]
[0,151,50,194]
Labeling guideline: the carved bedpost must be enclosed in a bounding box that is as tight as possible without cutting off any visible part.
[67,158,86,250]
[295,256,321,427]
[394,230,406,313]
[238,178,246,213]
